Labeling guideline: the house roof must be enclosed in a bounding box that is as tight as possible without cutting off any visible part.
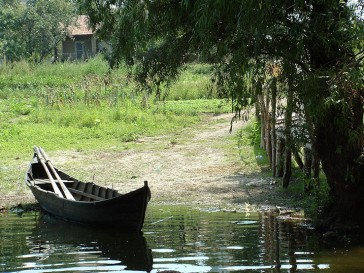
[69,15,94,36]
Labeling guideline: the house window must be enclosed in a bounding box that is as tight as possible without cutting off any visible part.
[75,42,84,59]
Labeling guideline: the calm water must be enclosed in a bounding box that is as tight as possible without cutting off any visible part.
[1,206,364,273]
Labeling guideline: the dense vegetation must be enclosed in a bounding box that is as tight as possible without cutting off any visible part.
[0,57,232,196]
[80,0,364,230]
[0,56,228,152]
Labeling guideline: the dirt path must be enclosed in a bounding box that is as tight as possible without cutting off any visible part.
[3,113,291,211]
[56,113,286,210]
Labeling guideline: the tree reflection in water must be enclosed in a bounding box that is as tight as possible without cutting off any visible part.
[2,206,364,272]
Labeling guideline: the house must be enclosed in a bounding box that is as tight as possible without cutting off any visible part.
[61,15,97,61]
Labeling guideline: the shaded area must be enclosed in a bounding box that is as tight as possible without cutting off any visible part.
[0,211,152,272]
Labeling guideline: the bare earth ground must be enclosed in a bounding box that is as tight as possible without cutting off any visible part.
[2,113,296,211]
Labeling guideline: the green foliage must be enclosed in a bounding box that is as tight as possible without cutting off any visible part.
[79,0,363,131]
[237,119,269,168]
[0,58,229,162]
[0,57,111,103]
[280,170,331,222]
[0,1,26,61]
[239,119,261,146]
[9,99,32,115]
[25,0,77,61]
[166,64,216,100]
[0,0,77,62]
[0,57,215,103]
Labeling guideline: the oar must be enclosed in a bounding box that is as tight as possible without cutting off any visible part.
[39,146,75,201]
[34,146,64,198]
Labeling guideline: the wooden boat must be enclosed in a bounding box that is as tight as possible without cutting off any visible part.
[25,149,151,231]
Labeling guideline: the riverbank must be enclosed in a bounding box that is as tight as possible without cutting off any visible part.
[1,113,304,212]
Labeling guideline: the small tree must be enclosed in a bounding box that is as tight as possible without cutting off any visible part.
[21,0,77,62]
[0,0,27,62]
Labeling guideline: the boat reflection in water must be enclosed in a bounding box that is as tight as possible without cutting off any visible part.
[23,212,153,272]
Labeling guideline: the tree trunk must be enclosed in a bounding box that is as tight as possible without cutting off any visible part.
[282,85,294,188]
[258,88,272,163]
[276,136,284,177]
[315,102,364,228]
[255,100,260,121]
[303,145,313,193]
[258,94,267,150]
[307,2,364,229]
[270,78,277,177]
[265,87,272,165]
[282,148,292,188]
[304,112,320,189]
[292,147,304,172]
[303,145,312,178]
[312,152,320,180]
[266,116,272,166]
[53,46,58,63]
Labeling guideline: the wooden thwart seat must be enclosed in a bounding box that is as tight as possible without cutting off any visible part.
[68,188,105,201]
[34,178,105,201]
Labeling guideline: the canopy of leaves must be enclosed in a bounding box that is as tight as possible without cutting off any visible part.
[79,0,363,107]
[80,0,364,228]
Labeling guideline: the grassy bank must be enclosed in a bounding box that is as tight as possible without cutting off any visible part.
[0,57,230,198]
[1,99,230,157]
[0,57,326,218]
[0,56,226,154]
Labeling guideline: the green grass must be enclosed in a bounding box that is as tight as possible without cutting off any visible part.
[237,119,270,170]
[0,55,110,86]
[0,58,215,101]
[167,63,215,100]
[0,57,232,198]
[0,99,230,159]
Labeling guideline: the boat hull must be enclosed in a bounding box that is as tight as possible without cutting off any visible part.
[25,156,151,231]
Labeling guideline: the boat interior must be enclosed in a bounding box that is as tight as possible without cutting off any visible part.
[27,162,121,202]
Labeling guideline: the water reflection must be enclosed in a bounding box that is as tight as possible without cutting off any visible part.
[1,206,364,272]
[144,207,326,272]
[259,212,322,273]
[1,212,152,272]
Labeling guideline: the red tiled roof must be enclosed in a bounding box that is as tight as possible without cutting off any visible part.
[69,15,94,36]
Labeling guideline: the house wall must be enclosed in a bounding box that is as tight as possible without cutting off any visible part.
[62,35,97,61]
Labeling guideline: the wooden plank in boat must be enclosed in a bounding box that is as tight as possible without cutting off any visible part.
[34,179,105,201]
[68,188,105,201]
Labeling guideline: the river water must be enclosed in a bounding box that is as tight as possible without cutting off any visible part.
[1,205,364,273]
